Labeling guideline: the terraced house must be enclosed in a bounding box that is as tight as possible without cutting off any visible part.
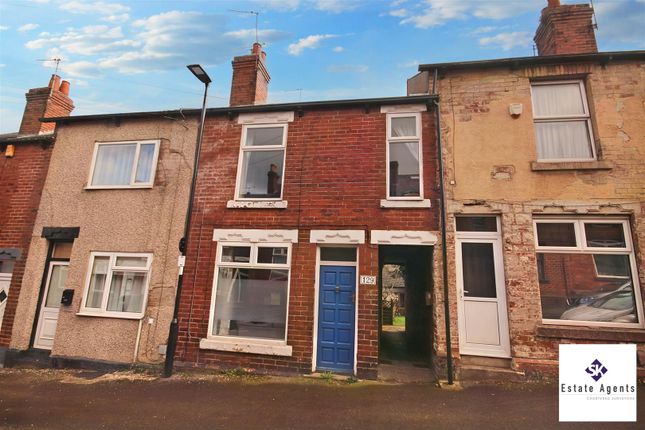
[3,91,198,366]
[0,75,73,366]
[406,0,645,379]
[174,43,442,379]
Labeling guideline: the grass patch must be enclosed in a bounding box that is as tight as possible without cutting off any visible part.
[393,315,406,327]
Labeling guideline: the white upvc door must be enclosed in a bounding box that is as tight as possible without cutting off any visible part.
[0,273,12,333]
[456,235,511,358]
[33,262,69,350]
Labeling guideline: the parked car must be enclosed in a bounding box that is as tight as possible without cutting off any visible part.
[561,282,636,323]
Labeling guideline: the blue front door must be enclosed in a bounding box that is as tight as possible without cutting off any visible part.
[317,265,356,373]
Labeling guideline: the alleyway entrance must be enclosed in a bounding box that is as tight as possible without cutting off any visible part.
[378,245,433,382]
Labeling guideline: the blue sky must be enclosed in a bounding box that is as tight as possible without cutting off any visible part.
[0,0,643,133]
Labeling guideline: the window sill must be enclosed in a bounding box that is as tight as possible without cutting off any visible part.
[227,200,288,209]
[530,161,613,171]
[380,199,431,208]
[84,185,153,190]
[536,324,645,342]
[76,311,144,320]
[199,337,293,356]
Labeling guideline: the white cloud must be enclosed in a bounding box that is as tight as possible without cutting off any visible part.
[101,14,130,23]
[399,0,541,29]
[327,64,368,73]
[224,28,290,41]
[59,1,130,15]
[288,34,337,56]
[332,46,344,52]
[472,26,496,35]
[0,64,5,68]
[390,0,407,6]
[312,0,360,13]
[0,26,9,31]
[258,0,300,10]
[18,23,40,32]
[25,10,290,76]
[397,59,419,68]
[28,0,50,3]
[26,25,135,56]
[479,31,532,51]
[389,9,408,18]
[594,0,645,47]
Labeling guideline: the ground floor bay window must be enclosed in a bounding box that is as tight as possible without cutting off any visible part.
[534,218,644,327]
[202,230,296,356]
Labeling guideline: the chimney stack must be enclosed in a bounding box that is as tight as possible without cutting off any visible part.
[534,1,598,56]
[229,43,271,106]
[19,74,74,135]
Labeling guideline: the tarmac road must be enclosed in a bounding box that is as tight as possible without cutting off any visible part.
[0,369,642,429]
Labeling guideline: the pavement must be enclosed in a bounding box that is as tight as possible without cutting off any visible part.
[1,368,643,430]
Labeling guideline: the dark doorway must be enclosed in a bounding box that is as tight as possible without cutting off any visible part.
[378,245,433,381]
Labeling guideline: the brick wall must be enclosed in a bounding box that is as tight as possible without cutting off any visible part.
[175,106,438,377]
[229,44,270,106]
[19,77,74,135]
[0,141,53,346]
[534,4,597,56]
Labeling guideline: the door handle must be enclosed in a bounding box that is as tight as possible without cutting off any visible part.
[352,293,355,303]
[335,286,340,293]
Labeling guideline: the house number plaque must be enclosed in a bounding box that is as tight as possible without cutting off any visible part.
[360,275,376,285]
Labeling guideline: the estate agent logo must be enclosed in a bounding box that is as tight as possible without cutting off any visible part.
[585,359,608,382]
[559,344,636,422]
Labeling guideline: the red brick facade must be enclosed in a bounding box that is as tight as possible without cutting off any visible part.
[0,140,54,346]
[175,105,438,377]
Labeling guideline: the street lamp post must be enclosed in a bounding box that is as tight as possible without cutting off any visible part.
[163,64,211,377]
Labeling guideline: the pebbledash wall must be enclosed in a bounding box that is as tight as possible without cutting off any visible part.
[9,115,197,364]
[174,99,440,378]
[422,54,645,377]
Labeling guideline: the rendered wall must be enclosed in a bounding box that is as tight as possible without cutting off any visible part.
[10,116,197,364]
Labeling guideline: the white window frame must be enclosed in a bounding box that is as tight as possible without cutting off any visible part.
[530,80,596,162]
[385,112,424,200]
[533,217,643,328]
[233,124,288,201]
[86,140,161,189]
[206,241,292,345]
[78,252,153,319]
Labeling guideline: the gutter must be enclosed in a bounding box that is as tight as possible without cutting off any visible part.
[419,50,645,73]
[41,95,438,125]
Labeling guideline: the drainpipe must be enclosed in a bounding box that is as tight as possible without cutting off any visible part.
[433,68,454,385]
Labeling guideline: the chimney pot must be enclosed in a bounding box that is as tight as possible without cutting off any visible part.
[252,42,262,56]
[548,0,561,7]
[59,80,71,95]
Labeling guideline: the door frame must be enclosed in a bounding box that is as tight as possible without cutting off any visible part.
[33,260,69,350]
[29,240,72,350]
[455,216,511,358]
[0,272,12,333]
[312,246,359,374]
